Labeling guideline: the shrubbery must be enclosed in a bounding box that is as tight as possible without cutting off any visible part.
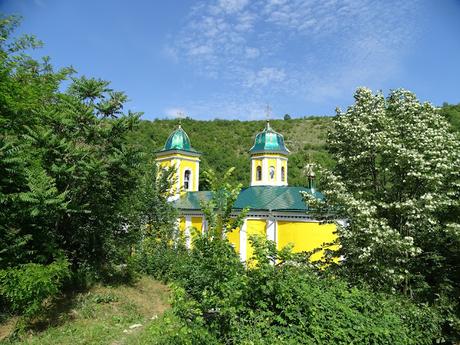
[0,258,70,317]
[136,232,442,344]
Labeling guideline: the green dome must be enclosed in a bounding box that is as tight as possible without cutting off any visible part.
[162,125,194,152]
[249,121,290,154]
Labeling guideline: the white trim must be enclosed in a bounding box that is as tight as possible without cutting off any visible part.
[277,158,282,185]
[156,155,200,163]
[274,220,278,244]
[262,158,268,183]
[239,219,247,262]
[202,215,207,233]
[195,163,200,191]
[185,216,191,249]
[266,218,276,242]
[251,155,288,160]
[178,210,324,222]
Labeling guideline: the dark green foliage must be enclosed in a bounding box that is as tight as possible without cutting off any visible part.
[0,258,70,317]
[0,16,174,318]
[440,102,460,131]
[145,232,442,344]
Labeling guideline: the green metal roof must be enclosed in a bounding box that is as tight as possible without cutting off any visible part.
[161,125,197,153]
[249,121,290,155]
[174,186,322,212]
[175,191,213,210]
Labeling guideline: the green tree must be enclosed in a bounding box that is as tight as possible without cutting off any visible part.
[200,167,248,238]
[440,102,460,132]
[0,15,146,285]
[304,88,460,341]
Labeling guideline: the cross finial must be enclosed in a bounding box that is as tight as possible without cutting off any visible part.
[265,103,272,120]
[177,113,184,129]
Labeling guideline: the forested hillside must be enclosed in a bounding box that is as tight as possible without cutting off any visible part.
[129,117,333,187]
[129,103,459,188]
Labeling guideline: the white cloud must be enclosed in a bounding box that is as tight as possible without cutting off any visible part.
[164,107,188,119]
[168,0,422,116]
[245,67,286,88]
[245,47,260,58]
[216,0,249,14]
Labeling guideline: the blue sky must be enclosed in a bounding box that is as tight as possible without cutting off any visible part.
[2,0,460,120]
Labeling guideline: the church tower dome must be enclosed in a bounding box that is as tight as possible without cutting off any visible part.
[163,124,193,151]
[249,121,290,155]
[250,121,289,186]
[155,124,201,199]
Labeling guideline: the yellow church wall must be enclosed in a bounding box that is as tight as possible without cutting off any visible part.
[246,219,266,261]
[191,216,203,234]
[179,159,198,191]
[277,221,337,261]
[226,227,240,254]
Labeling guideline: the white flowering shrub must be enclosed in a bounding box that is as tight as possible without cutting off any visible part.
[303,88,460,340]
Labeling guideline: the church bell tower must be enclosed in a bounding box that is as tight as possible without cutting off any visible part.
[249,121,290,186]
[155,124,201,199]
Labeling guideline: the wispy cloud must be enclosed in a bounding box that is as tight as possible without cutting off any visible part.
[167,0,421,116]
[164,107,188,119]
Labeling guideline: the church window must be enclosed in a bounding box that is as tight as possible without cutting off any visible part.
[281,166,285,181]
[269,166,275,180]
[184,170,191,190]
[256,166,262,181]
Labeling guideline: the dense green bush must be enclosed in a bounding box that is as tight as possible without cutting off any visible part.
[142,231,442,344]
[0,258,70,317]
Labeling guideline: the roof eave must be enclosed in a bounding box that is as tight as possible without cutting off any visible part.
[155,149,202,157]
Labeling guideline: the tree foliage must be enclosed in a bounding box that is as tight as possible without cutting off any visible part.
[0,15,167,317]
[305,88,460,341]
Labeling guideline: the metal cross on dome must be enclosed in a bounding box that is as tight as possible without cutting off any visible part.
[265,103,272,120]
[177,112,185,128]
[265,103,272,131]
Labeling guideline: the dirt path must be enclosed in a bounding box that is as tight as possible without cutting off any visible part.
[0,276,170,345]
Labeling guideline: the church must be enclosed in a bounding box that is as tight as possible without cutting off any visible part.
[155,121,337,262]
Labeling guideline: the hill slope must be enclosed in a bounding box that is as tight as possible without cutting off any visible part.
[129,117,334,188]
[129,103,460,189]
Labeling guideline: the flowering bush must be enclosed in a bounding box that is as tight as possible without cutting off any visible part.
[303,88,460,341]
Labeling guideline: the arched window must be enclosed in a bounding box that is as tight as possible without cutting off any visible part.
[281,166,285,181]
[269,166,275,180]
[256,166,262,181]
[184,170,191,190]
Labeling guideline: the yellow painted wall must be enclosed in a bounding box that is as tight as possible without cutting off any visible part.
[246,219,266,261]
[156,153,200,193]
[191,216,203,234]
[179,159,198,191]
[277,221,337,261]
[226,227,240,254]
